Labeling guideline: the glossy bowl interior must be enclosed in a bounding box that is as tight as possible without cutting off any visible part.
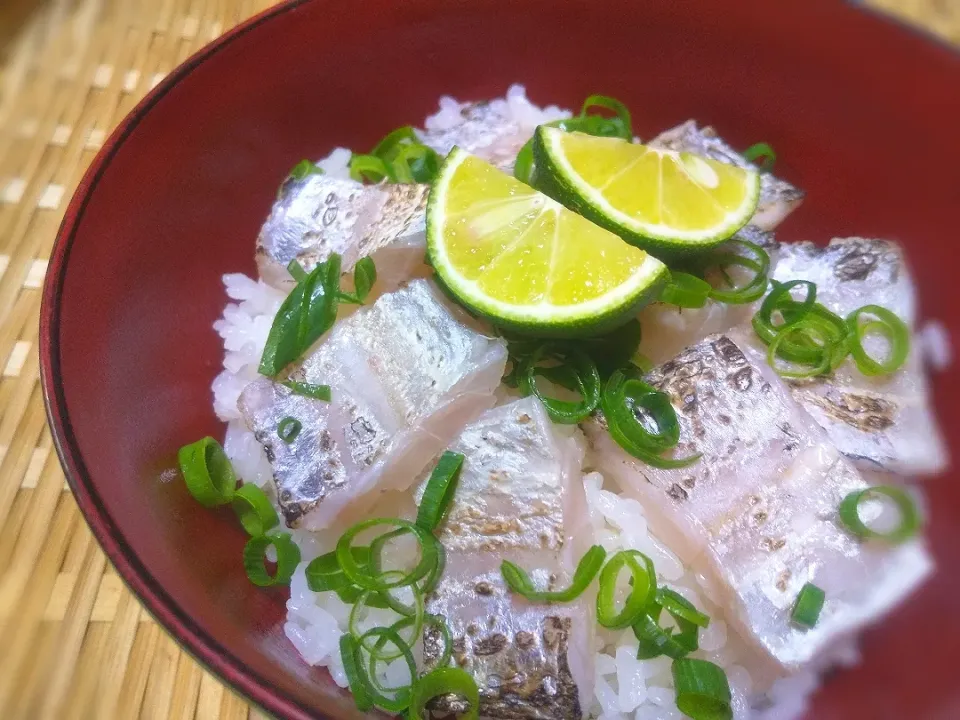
[40,0,960,718]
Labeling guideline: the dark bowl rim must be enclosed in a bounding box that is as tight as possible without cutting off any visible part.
[34,1,958,719]
[37,1,322,719]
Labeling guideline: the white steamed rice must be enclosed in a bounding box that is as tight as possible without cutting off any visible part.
[211,85,865,719]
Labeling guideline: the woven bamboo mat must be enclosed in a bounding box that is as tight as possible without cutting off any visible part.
[0,0,956,718]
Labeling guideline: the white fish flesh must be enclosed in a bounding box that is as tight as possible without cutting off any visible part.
[582,335,932,679]
[239,279,507,529]
[650,121,804,231]
[767,237,948,477]
[421,397,594,719]
[637,225,777,365]
[256,174,429,291]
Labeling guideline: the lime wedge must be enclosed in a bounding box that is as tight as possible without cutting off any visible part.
[427,148,667,337]
[532,126,760,254]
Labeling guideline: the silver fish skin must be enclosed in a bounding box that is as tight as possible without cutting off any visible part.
[420,397,594,719]
[637,225,777,365]
[256,174,429,291]
[582,335,932,679]
[419,101,537,174]
[238,279,507,530]
[766,237,948,477]
[650,121,804,231]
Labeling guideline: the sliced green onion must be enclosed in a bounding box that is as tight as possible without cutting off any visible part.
[286,259,306,281]
[242,532,300,586]
[751,280,818,347]
[601,370,700,469]
[657,588,710,629]
[634,612,691,660]
[277,416,301,443]
[633,588,708,659]
[280,380,331,402]
[580,94,633,139]
[390,143,441,184]
[839,485,921,544]
[501,545,606,603]
[359,626,417,712]
[661,272,712,309]
[597,550,657,629]
[349,154,392,184]
[425,614,454,670]
[339,634,374,712]
[371,126,419,159]
[305,546,371,592]
[279,159,323,197]
[517,343,601,424]
[259,254,341,376]
[409,667,480,720]
[352,256,377,302]
[743,142,776,172]
[337,518,441,591]
[697,239,771,305]
[177,436,237,507]
[672,658,733,720]
[416,451,465,532]
[350,581,424,660]
[846,305,910,376]
[580,319,643,379]
[791,582,825,628]
[232,484,280,536]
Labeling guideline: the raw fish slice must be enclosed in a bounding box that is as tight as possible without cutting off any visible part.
[767,237,948,476]
[637,225,777,365]
[256,174,429,290]
[239,279,507,529]
[421,398,594,719]
[582,335,932,679]
[650,121,804,231]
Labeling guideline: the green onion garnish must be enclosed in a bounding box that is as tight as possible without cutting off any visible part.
[409,667,480,720]
[281,380,331,402]
[232,484,280,536]
[839,485,921,544]
[425,614,454,670]
[358,626,417,712]
[277,416,301,443]
[846,305,910,376]
[339,634,375,712]
[657,587,711,629]
[597,550,657,629]
[242,532,300,586]
[337,255,379,305]
[336,518,441,591]
[633,588,707,659]
[672,658,733,720]
[279,159,324,197]
[660,272,712,309]
[371,126,419,159]
[516,343,601,424]
[259,254,342,376]
[791,582,825,628]
[416,451,465,532]
[390,143,441,184]
[286,259,306,281]
[177,436,237,507]
[350,582,424,660]
[743,142,776,172]
[349,154,392,184]
[601,369,700,469]
[751,280,818,347]
[306,547,369,592]
[696,238,771,305]
[580,319,643,379]
[634,611,693,660]
[501,545,606,603]
[352,125,441,185]
[514,93,633,183]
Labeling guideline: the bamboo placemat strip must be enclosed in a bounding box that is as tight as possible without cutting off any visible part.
[0,1,955,718]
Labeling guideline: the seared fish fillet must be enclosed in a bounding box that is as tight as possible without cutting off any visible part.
[582,335,932,678]
[650,121,804,231]
[766,237,948,477]
[256,174,429,291]
[421,398,594,719]
[637,225,777,365]
[239,279,507,529]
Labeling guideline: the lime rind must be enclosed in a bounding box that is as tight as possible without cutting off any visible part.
[533,126,761,252]
[427,147,668,337]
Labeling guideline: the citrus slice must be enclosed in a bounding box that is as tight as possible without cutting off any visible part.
[427,148,667,337]
[532,126,761,254]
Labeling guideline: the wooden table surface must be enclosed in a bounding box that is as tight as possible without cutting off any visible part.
[0,1,956,718]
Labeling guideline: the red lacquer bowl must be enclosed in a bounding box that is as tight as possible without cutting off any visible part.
[40,1,960,718]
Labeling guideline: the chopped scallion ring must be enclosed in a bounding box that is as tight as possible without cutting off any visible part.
[661,272,712,309]
[242,532,300,587]
[846,305,910,376]
[409,667,480,720]
[698,239,771,305]
[416,451,465,532]
[791,582,825,628]
[743,142,777,172]
[280,380,331,402]
[839,485,921,544]
[336,518,441,591]
[277,416,301,443]
[232,484,280,536]
[425,614,454,670]
[177,436,237,507]
[339,634,374,711]
[359,626,417,712]
[672,658,733,720]
[597,550,657,629]
[516,343,601,424]
[501,545,606,603]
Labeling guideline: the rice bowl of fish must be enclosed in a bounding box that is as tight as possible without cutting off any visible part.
[40,2,960,720]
